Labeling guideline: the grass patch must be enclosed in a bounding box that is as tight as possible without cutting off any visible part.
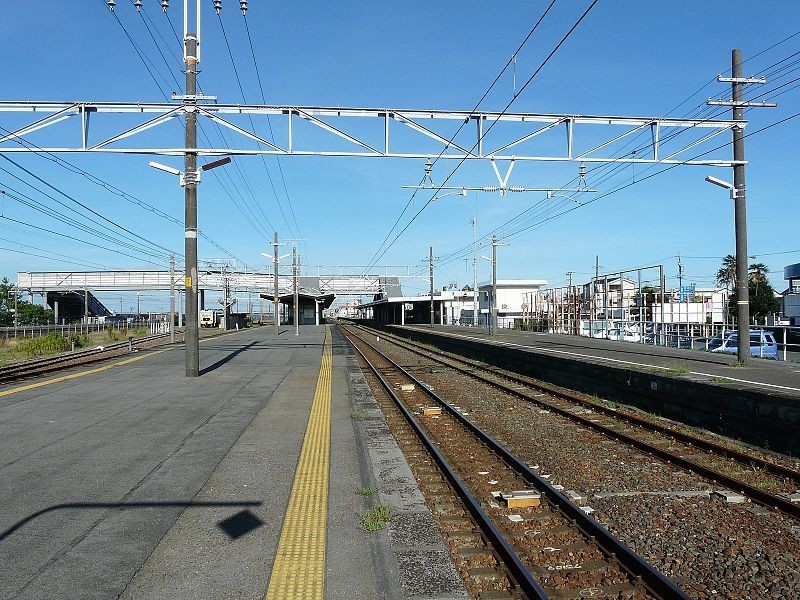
[731,360,747,368]
[14,333,91,358]
[661,365,690,376]
[0,326,152,364]
[361,505,392,532]
[711,376,734,384]
[356,487,378,496]
[350,408,367,421]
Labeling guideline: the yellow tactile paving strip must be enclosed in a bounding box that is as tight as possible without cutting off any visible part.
[265,326,332,600]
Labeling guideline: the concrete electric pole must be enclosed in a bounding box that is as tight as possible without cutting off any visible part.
[273,232,280,336]
[429,246,435,328]
[293,245,299,336]
[183,25,200,376]
[491,236,498,335]
[169,253,175,343]
[707,48,776,365]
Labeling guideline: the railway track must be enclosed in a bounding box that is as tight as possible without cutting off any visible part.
[347,323,800,520]
[0,332,180,384]
[342,324,690,600]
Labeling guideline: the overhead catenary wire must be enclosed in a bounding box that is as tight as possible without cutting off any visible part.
[108,2,276,255]
[366,0,600,270]
[0,155,178,258]
[0,126,252,265]
[215,14,292,238]
[362,0,560,273]
[0,207,168,269]
[242,13,303,238]
[0,182,171,264]
[436,45,800,268]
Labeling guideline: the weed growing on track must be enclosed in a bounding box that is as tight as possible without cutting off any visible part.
[350,407,367,421]
[711,376,734,384]
[361,505,391,532]
[356,487,378,496]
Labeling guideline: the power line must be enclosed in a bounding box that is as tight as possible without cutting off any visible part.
[367,0,599,268]
[216,14,288,237]
[0,155,178,257]
[0,209,167,268]
[362,0,560,272]
[0,181,169,262]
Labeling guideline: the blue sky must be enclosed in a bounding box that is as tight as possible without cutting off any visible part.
[1,1,799,310]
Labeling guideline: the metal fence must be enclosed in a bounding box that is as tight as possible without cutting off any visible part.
[1,319,155,340]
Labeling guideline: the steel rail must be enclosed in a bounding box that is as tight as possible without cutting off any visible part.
[342,328,548,599]
[343,324,690,600]
[365,324,800,483]
[0,333,176,383]
[354,324,800,520]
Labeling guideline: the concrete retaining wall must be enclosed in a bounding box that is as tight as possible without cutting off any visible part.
[372,323,800,457]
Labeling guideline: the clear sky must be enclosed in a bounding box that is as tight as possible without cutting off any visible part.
[1,1,798,311]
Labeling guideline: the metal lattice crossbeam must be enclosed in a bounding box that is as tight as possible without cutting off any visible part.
[0,101,743,166]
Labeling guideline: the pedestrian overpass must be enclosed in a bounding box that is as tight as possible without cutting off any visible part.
[17,268,411,299]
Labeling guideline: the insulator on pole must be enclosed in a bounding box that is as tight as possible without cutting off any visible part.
[161,0,169,13]
[240,0,248,16]
[107,0,116,11]
[214,0,222,14]
[134,0,142,10]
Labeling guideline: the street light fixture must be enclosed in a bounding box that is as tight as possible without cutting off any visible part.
[705,175,739,199]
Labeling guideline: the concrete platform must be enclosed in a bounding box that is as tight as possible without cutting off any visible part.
[0,324,466,599]
[400,325,800,398]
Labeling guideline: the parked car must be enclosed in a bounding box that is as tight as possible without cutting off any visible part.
[707,330,778,359]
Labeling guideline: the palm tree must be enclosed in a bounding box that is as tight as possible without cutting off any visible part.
[748,262,769,296]
[716,254,737,290]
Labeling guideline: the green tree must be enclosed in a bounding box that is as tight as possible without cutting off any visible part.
[717,258,781,322]
[0,277,18,326]
[748,262,769,297]
[16,303,54,326]
[716,254,737,290]
[0,276,54,326]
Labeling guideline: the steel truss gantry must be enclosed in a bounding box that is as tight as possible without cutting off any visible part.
[0,101,743,166]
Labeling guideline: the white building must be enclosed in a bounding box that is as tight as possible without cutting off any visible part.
[652,287,728,324]
[582,276,638,320]
[437,288,478,325]
[478,279,548,328]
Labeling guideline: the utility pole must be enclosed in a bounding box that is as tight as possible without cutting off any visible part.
[293,245,299,336]
[183,21,200,377]
[169,253,175,343]
[677,255,683,333]
[471,215,478,327]
[273,232,280,336]
[567,271,574,335]
[222,264,230,331]
[491,236,498,335]
[429,245,435,327]
[707,49,776,364]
